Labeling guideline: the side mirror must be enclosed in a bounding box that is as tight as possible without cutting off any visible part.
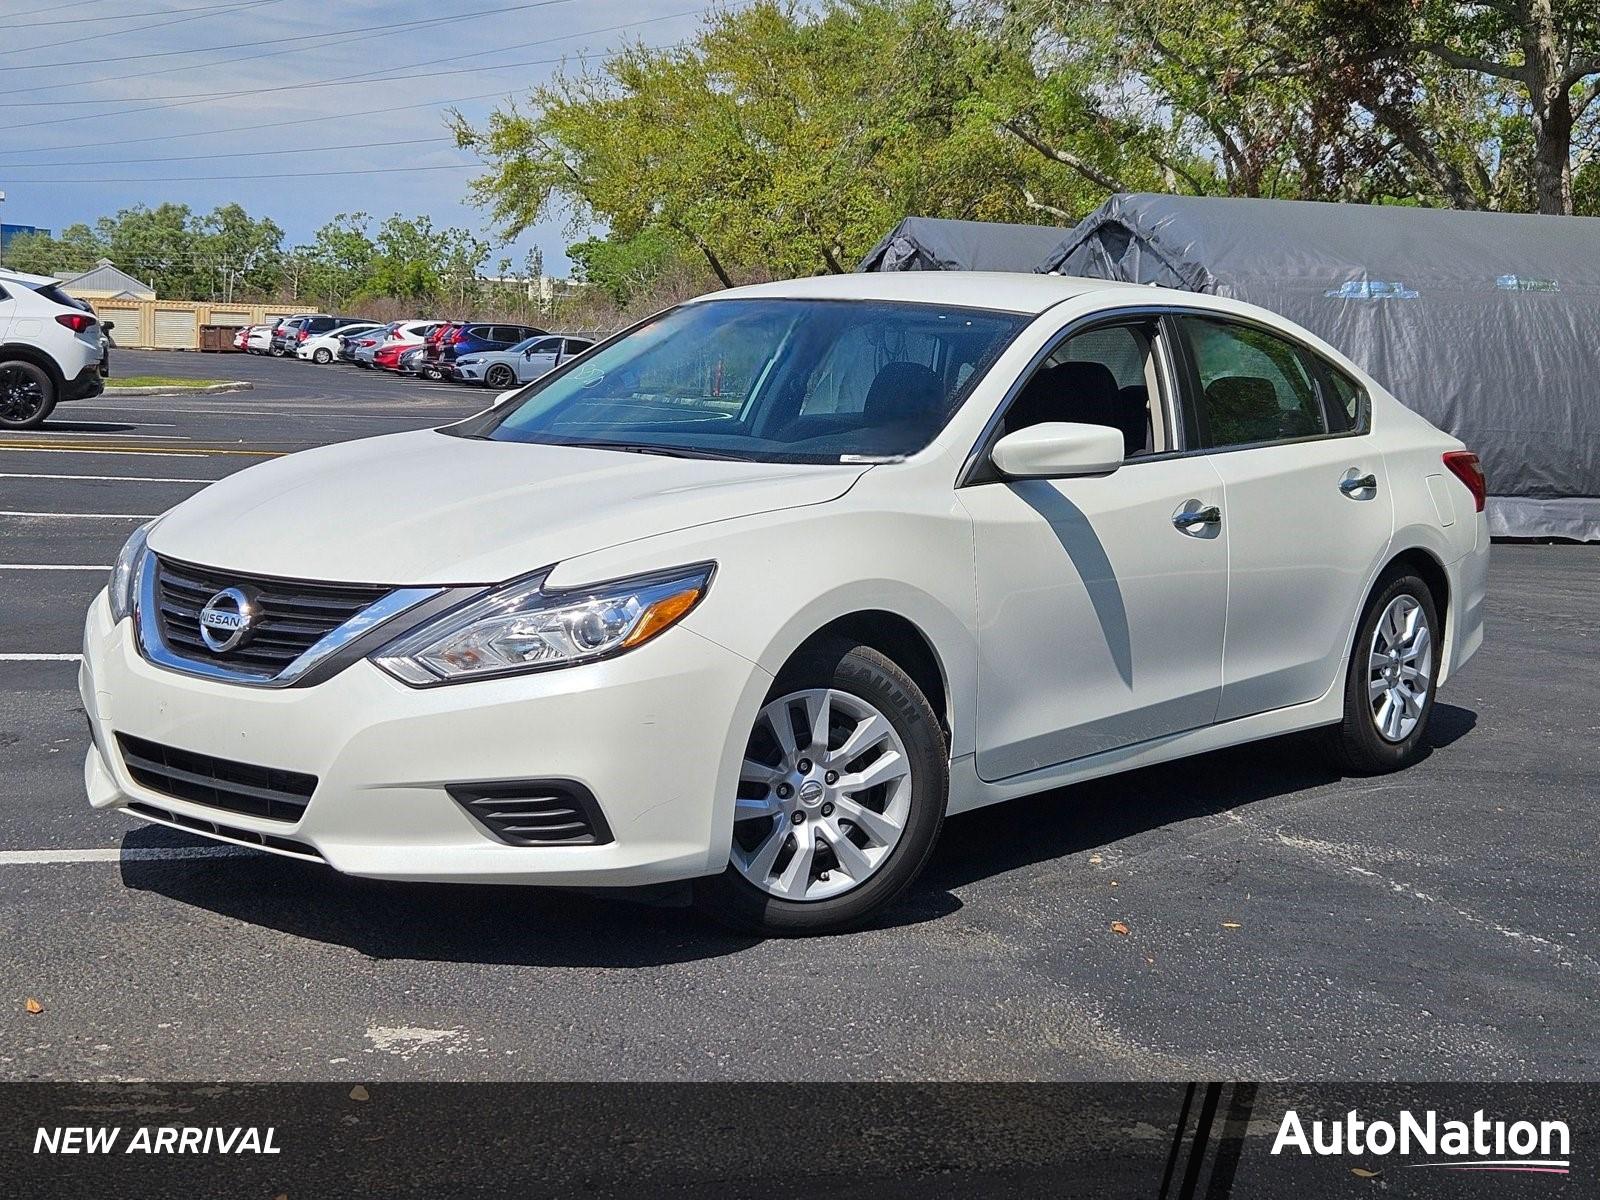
[492,388,521,407]
[990,422,1124,479]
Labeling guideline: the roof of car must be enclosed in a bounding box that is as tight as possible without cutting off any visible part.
[0,268,61,287]
[702,271,1148,314]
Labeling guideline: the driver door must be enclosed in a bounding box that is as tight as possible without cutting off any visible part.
[958,316,1229,780]
[518,337,563,382]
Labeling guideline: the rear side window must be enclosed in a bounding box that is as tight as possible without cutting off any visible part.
[1176,317,1328,448]
[1317,362,1367,433]
[564,339,592,356]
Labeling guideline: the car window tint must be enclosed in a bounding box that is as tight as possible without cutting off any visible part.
[564,339,592,356]
[1179,317,1328,448]
[1000,322,1164,458]
[1319,362,1366,433]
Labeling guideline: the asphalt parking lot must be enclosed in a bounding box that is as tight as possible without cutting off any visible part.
[1,348,1596,1083]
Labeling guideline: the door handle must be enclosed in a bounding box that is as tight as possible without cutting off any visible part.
[1340,472,1378,497]
[1172,503,1221,532]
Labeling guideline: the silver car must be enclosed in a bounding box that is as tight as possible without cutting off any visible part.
[451,335,594,388]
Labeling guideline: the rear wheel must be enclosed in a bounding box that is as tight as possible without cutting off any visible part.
[0,360,55,429]
[312,347,332,364]
[695,639,947,935]
[485,364,516,389]
[1327,572,1439,774]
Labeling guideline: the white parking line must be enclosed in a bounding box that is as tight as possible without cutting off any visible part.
[0,564,110,570]
[0,846,257,865]
[0,510,155,519]
[0,472,212,484]
[0,445,215,458]
[0,653,82,661]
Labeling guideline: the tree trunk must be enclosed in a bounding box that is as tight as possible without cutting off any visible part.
[1524,0,1575,214]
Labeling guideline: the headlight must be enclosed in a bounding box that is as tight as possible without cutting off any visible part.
[108,522,153,622]
[371,563,714,686]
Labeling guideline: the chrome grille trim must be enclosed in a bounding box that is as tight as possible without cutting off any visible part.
[134,551,442,688]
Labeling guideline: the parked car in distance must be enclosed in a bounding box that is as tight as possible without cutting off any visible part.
[299,322,381,364]
[451,334,594,388]
[0,268,109,428]
[343,323,394,365]
[246,321,285,354]
[232,326,250,351]
[417,320,462,379]
[437,321,546,369]
[290,315,371,358]
[352,320,431,368]
[83,273,1489,934]
[396,345,429,377]
[374,323,441,372]
[270,314,323,356]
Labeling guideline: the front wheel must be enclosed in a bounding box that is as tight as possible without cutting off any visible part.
[484,364,516,389]
[695,640,948,935]
[312,347,332,364]
[0,360,56,429]
[1327,573,1439,774]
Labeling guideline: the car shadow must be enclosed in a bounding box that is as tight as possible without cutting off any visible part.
[44,420,137,433]
[119,705,1474,963]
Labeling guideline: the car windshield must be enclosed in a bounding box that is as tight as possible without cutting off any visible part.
[457,299,1028,464]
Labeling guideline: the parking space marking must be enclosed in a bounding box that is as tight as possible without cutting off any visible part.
[0,653,82,661]
[0,472,212,484]
[0,564,110,570]
[0,442,279,457]
[0,510,156,520]
[0,846,256,865]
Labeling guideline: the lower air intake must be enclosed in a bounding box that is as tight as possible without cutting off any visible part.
[448,781,613,846]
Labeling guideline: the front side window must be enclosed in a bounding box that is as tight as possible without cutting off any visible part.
[1177,317,1332,448]
[456,299,1027,464]
[999,321,1168,457]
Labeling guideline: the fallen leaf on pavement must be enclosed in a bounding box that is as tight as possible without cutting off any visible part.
[24,998,43,1015]
[349,1085,370,1102]
[1350,1167,1381,1178]
[1110,921,1130,936]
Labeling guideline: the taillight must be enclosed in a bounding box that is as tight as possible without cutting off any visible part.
[297,328,310,341]
[1442,450,1486,512]
[55,313,97,333]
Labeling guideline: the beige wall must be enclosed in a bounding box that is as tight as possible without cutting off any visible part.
[96,299,302,350]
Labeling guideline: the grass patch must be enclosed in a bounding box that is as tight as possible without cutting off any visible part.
[112,376,229,388]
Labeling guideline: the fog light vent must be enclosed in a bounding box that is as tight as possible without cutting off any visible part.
[448,781,613,846]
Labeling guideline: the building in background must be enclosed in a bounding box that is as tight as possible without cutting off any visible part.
[0,222,51,256]
[57,258,157,301]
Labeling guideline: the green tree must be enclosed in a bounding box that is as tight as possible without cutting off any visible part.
[195,203,284,301]
[293,213,377,308]
[453,0,1076,282]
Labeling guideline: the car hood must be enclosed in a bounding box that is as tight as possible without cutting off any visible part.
[148,428,869,584]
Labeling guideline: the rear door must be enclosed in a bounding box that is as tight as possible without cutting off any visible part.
[1169,313,1393,721]
[0,282,15,341]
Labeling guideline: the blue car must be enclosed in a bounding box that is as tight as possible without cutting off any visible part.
[437,322,547,367]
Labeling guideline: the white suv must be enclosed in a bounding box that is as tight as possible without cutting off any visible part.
[0,268,108,428]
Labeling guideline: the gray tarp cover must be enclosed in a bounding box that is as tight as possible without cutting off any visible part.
[1041,193,1600,539]
[858,216,1069,273]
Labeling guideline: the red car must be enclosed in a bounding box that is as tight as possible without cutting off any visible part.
[372,342,408,371]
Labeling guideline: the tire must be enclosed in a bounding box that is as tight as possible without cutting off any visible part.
[694,638,948,935]
[312,348,332,364]
[484,364,516,389]
[1326,571,1440,774]
[0,360,56,430]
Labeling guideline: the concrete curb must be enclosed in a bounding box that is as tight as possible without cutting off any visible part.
[101,381,254,397]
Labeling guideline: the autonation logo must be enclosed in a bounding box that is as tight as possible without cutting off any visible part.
[1272,1108,1571,1176]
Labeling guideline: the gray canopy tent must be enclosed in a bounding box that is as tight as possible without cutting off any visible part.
[857,216,1069,274]
[1037,193,1600,540]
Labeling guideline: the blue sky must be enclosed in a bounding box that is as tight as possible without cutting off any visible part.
[0,0,713,276]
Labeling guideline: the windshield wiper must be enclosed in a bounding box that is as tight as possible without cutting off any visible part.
[558,439,751,461]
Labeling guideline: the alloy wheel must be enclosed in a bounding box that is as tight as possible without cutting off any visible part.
[485,365,515,389]
[731,688,912,901]
[1368,594,1433,742]
[0,364,47,424]
[313,348,332,364]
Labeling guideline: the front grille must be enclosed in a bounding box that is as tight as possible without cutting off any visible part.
[449,781,613,846]
[117,733,317,824]
[126,802,325,861]
[155,556,390,677]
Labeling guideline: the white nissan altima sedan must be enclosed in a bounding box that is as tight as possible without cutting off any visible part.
[81,273,1488,933]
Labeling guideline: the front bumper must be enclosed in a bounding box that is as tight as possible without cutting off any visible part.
[80,590,768,886]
